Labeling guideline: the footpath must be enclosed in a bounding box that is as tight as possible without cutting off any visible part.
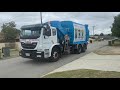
[42,49,120,77]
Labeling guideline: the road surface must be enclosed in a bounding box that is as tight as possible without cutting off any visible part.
[0,41,107,78]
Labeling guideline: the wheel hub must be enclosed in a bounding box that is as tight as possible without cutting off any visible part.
[78,47,81,52]
[53,52,58,59]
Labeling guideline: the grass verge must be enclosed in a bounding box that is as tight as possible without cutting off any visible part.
[43,69,120,78]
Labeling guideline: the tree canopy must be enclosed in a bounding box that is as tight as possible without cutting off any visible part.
[100,33,104,36]
[111,14,120,37]
[1,21,20,42]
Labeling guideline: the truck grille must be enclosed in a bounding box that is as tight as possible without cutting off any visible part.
[21,42,37,49]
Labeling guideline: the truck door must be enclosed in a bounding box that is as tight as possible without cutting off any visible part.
[42,27,57,48]
[43,27,52,45]
[51,28,57,44]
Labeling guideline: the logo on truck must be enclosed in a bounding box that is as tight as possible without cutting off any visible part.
[74,24,86,42]
[25,39,32,44]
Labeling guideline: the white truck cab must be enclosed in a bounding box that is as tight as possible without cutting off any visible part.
[20,23,61,62]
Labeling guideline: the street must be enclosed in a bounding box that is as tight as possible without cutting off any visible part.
[0,41,107,78]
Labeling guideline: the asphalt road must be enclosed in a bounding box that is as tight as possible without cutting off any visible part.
[0,41,108,78]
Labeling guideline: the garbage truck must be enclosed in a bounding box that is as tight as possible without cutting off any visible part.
[19,21,89,62]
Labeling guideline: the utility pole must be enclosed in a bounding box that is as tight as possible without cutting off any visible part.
[40,12,43,25]
[93,26,95,36]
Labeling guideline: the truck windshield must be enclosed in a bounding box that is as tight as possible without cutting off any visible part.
[20,27,41,39]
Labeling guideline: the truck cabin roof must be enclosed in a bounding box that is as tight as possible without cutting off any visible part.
[21,24,42,30]
[21,22,50,30]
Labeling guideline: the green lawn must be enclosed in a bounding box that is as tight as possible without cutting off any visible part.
[43,69,120,78]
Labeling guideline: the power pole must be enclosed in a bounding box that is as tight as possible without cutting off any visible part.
[40,12,43,25]
[93,26,95,36]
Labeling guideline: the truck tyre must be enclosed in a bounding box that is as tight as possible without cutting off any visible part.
[70,46,75,54]
[49,48,60,62]
[82,44,87,52]
[76,45,82,54]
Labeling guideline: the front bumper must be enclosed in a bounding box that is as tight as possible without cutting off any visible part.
[19,49,44,59]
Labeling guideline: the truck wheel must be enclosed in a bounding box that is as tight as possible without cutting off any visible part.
[49,48,60,62]
[70,46,75,54]
[76,45,82,54]
[82,44,87,52]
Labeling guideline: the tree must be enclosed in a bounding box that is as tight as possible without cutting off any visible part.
[94,34,99,36]
[107,34,111,36]
[1,21,19,42]
[100,33,104,36]
[111,14,120,37]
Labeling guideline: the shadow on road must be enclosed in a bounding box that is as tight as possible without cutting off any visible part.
[22,52,88,66]
[23,58,50,64]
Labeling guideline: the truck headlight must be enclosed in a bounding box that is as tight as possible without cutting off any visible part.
[38,49,42,51]
[44,49,49,54]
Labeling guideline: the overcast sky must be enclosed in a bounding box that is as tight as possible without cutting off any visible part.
[0,12,120,35]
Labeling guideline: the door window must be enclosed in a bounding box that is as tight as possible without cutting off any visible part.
[43,27,51,36]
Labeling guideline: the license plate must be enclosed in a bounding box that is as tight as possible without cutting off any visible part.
[37,55,41,57]
[26,53,30,56]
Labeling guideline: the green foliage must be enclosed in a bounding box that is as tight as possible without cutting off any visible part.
[107,34,111,36]
[94,34,99,36]
[111,14,120,37]
[100,33,104,36]
[1,21,19,42]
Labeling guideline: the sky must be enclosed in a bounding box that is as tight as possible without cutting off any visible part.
[0,12,120,35]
